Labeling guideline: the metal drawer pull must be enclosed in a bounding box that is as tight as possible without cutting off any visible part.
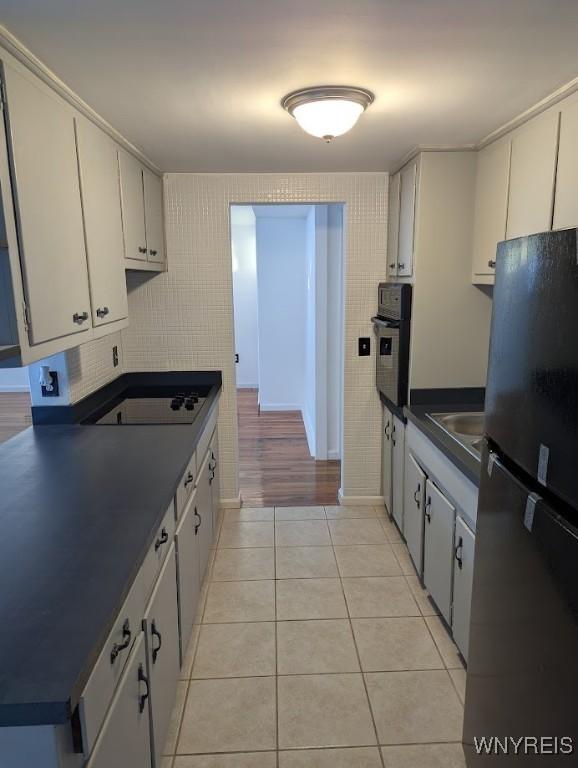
[384,422,390,439]
[209,461,217,471]
[488,259,496,268]
[455,536,463,569]
[184,471,195,489]
[73,311,89,324]
[138,665,149,713]
[149,249,158,256]
[96,307,109,318]
[110,619,131,664]
[209,471,215,484]
[424,496,432,523]
[154,527,169,551]
[389,262,396,269]
[391,426,396,446]
[397,262,405,270]
[138,246,147,254]
[151,620,162,663]
[194,507,201,534]
[413,484,421,509]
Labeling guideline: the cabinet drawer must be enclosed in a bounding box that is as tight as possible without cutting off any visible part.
[79,567,146,756]
[175,451,197,521]
[141,502,175,604]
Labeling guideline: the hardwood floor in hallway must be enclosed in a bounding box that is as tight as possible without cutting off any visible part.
[237,389,341,508]
[0,392,32,445]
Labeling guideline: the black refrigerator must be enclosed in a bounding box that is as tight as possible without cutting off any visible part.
[463,229,578,765]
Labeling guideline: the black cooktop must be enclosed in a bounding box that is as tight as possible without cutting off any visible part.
[84,387,208,425]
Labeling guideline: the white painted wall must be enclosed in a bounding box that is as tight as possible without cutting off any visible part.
[327,204,344,460]
[255,214,308,411]
[303,208,317,452]
[230,206,258,388]
[0,366,30,392]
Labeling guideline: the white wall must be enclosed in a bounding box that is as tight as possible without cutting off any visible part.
[0,366,30,392]
[326,204,344,460]
[303,208,317,453]
[230,206,258,388]
[255,215,308,411]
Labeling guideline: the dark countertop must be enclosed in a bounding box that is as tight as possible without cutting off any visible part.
[404,400,483,486]
[0,373,221,727]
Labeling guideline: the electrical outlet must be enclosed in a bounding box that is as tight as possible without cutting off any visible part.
[41,371,59,397]
[112,345,119,367]
[358,337,371,356]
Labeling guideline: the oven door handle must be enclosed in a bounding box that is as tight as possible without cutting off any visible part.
[371,316,400,329]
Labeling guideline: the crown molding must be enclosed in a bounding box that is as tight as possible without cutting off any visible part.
[390,143,476,174]
[0,24,161,174]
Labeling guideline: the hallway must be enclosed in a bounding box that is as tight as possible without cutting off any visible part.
[237,389,341,508]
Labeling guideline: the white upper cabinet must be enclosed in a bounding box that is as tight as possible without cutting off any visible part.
[553,98,578,230]
[119,151,147,262]
[387,171,401,278]
[397,160,417,277]
[143,169,165,264]
[506,110,560,240]
[3,65,91,345]
[75,118,128,327]
[471,137,511,279]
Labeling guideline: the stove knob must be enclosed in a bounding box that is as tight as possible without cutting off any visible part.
[185,399,195,411]
[170,398,181,410]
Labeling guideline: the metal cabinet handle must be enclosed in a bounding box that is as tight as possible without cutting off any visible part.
[138,246,147,254]
[110,619,131,664]
[154,527,168,551]
[138,665,149,713]
[389,262,396,269]
[209,460,217,472]
[397,262,405,270]
[149,249,158,256]
[184,471,195,489]
[384,421,390,440]
[455,536,463,569]
[194,507,201,535]
[96,306,110,318]
[488,259,496,269]
[424,496,432,523]
[391,426,396,446]
[413,484,421,509]
[151,620,162,664]
[73,311,89,324]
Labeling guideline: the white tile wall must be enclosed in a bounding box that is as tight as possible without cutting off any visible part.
[66,330,123,404]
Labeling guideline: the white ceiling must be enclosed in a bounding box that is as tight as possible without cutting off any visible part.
[1,1,578,172]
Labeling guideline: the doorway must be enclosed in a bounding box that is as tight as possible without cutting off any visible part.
[230,203,344,506]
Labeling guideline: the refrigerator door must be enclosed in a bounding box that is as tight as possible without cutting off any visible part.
[485,228,578,509]
[463,445,578,765]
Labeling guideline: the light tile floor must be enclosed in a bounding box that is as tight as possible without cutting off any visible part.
[163,505,466,768]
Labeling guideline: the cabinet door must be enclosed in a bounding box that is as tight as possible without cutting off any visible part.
[403,452,426,575]
[197,450,214,580]
[144,544,180,768]
[119,152,147,261]
[506,111,560,240]
[208,433,220,539]
[452,516,475,662]
[143,169,165,264]
[423,479,455,623]
[553,99,578,230]
[381,406,393,516]
[175,490,201,662]
[391,415,406,532]
[397,161,417,277]
[3,65,91,345]
[471,138,511,278]
[86,633,152,768]
[75,118,128,326]
[387,172,400,278]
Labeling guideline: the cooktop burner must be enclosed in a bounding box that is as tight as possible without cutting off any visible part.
[92,390,207,425]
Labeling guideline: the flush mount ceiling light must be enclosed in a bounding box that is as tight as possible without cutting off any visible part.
[282,85,374,143]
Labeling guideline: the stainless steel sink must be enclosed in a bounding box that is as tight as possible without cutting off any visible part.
[427,411,485,460]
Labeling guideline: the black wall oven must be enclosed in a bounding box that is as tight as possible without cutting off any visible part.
[372,282,412,409]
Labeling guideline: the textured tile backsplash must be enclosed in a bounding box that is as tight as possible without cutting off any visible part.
[69,173,388,502]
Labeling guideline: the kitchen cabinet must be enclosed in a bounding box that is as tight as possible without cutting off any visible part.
[143,169,165,264]
[175,489,201,661]
[119,151,148,263]
[196,449,214,578]
[553,98,578,230]
[471,137,511,281]
[387,172,401,278]
[143,545,180,768]
[452,515,475,662]
[381,405,393,515]
[397,161,417,277]
[506,110,560,240]
[75,117,128,327]
[86,633,152,768]
[391,414,406,532]
[403,452,426,574]
[2,65,91,346]
[208,432,220,537]
[423,478,455,624]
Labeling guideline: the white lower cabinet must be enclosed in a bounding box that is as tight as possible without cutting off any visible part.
[391,415,406,532]
[451,516,476,662]
[403,452,425,574]
[86,633,152,768]
[175,490,201,661]
[208,432,220,537]
[143,545,180,768]
[196,450,214,578]
[423,478,456,625]
[381,406,393,515]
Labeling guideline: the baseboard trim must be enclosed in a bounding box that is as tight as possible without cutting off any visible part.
[259,403,301,412]
[220,495,242,509]
[327,449,340,461]
[338,489,385,506]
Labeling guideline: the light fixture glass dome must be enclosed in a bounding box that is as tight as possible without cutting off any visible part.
[282,86,374,143]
